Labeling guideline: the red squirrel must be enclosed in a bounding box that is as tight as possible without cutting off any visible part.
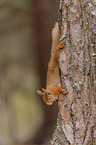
[37,23,68,105]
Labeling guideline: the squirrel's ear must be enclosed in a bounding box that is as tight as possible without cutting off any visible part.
[42,88,48,94]
[42,88,46,92]
[37,90,44,96]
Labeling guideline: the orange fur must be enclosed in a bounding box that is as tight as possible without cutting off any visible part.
[37,23,68,105]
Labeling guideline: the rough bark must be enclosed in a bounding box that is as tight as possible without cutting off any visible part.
[51,0,96,144]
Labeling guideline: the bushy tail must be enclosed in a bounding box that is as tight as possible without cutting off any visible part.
[51,23,60,54]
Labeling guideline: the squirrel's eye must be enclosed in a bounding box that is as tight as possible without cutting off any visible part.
[48,97,51,100]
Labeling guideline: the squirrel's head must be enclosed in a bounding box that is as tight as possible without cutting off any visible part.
[37,88,54,105]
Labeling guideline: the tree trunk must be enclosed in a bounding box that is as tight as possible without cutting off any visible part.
[51,0,96,144]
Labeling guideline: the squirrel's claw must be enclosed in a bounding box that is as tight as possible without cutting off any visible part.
[57,40,66,51]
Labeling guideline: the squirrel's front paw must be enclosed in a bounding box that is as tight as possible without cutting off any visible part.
[57,40,66,51]
[62,89,68,94]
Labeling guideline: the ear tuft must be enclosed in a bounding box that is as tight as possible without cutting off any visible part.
[37,90,44,96]
[42,88,46,92]
[42,88,48,94]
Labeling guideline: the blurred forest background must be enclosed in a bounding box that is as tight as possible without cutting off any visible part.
[0,0,59,145]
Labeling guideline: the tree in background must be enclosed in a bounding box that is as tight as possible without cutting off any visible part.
[51,0,96,144]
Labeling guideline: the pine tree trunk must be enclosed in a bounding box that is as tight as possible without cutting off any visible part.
[51,0,96,144]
